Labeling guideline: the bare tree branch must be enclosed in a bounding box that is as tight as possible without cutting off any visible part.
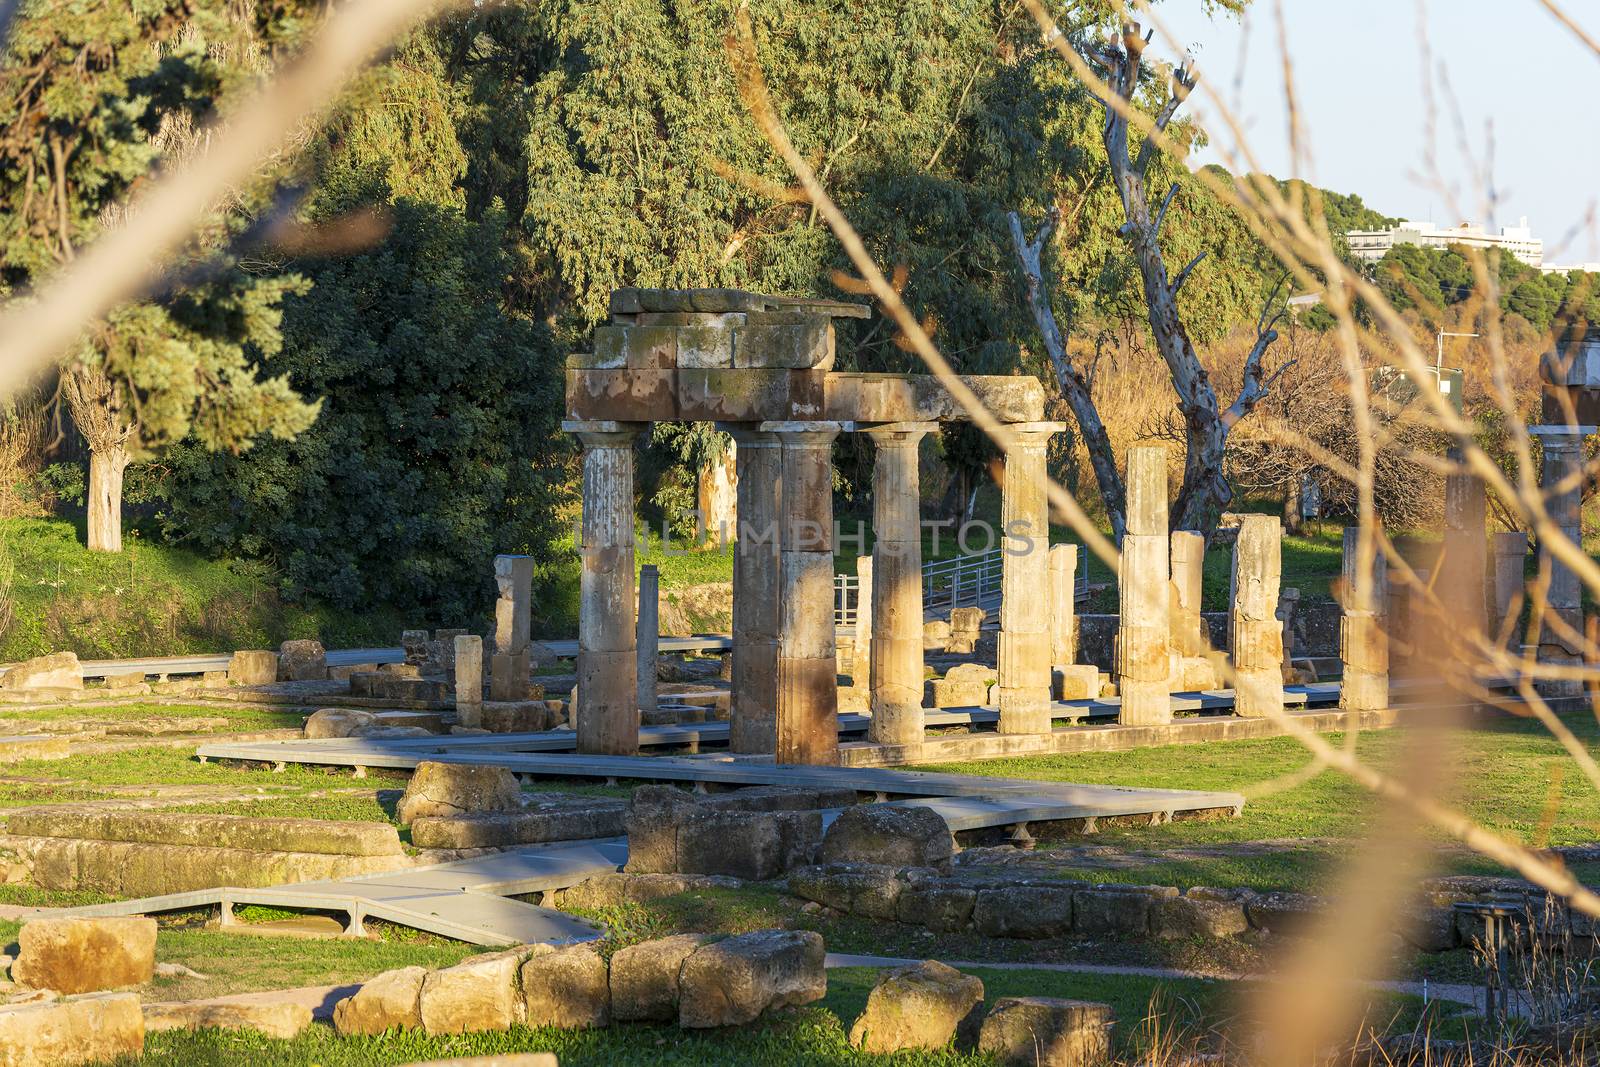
[1169,250,1207,296]
[1007,206,1129,540]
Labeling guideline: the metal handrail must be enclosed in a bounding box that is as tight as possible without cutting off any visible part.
[833,546,1092,627]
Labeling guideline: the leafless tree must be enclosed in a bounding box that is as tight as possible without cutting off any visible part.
[1010,20,1291,540]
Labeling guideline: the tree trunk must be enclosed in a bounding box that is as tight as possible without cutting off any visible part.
[86,445,128,553]
[1282,478,1303,534]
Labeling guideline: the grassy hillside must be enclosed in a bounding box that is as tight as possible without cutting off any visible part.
[0,519,403,661]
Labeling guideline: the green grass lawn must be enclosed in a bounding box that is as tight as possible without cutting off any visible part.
[919,713,1600,892]
[0,518,404,661]
[0,701,305,733]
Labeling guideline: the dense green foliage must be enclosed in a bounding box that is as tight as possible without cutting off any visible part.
[1375,242,1600,335]
[0,1,317,456]
[158,200,566,620]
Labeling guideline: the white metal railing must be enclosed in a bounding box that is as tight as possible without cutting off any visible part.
[833,546,1093,628]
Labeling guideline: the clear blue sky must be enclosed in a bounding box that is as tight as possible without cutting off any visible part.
[1153,0,1600,261]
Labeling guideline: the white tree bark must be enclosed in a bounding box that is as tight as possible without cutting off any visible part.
[61,364,135,554]
[86,446,128,553]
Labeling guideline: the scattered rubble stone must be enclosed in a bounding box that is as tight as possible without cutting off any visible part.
[397,762,523,824]
[820,804,953,870]
[977,996,1113,1067]
[142,1000,312,1040]
[678,930,826,1028]
[848,959,984,1053]
[277,640,327,682]
[0,992,143,1067]
[303,708,377,739]
[11,916,155,995]
[418,948,530,1035]
[609,934,708,1022]
[333,966,427,1036]
[520,943,609,1029]
[0,653,82,691]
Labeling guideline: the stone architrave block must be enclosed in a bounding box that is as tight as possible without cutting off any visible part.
[521,944,610,1029]
[591,324,678,369]
[977,997,1114,1067]
[333,965,428,1035]
[0,993,144,1067]
[733,321,833,370]
[226,650,278,687]
[609,933,710,1022]
[848,960,985,1053]
[12,916,156,994]
[677,930,827,1028]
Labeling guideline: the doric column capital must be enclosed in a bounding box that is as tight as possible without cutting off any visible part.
[863,421,936,447]
[1003,421,1068,451]
[760,420,845,449]
[564,420,647,449]
[719,423,780,448]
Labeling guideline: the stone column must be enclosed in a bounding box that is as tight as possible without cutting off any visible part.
[765,421,843,765]
[1532,426,1592,695]
[866,423,933,748]
[566,420,644,755]
[1117,446,1172,725]
[1230,514,1284,718]
[853,554,873,692]
[454,634,483,728]
[1492,531,1529,642]
[1439,470,1488,634]
[997,423,1065,734]
[1339,526,1389,711]
[636,564,659,717]
[490,554,533,702]
[1169,531,1207,656]
[1048,543,1079,665]
[726,426,782,753]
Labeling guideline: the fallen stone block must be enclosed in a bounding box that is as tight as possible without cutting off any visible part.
[409,800,626,849]
[0,992,143,1067]
[333,965,427,1035]
[102,670,146,690]
[227,650,279,686]
[12,916,155,994]
[277,639,327,682]
[481,700,549,733]
[350,673,452,703]
[521,943,609,1029]
[303,708,377,739]
[788,863,902,920]
[142,999,313,1040]
[0,653,82,691]
[419,948,530,1035]
[398,761,523,824]
[923,620,951,652]
[1052,664,1100,701]
[1245,890,1324,936]
[327,662,380,682]
[678,930,826,1028]
[609,933,708,1022]
[977,996,1113,1067]
[355,725,436,739]
[849,959,984,1053]
[397,1055,556,1067]
[973,886,1075,939]
[820,804,953,870]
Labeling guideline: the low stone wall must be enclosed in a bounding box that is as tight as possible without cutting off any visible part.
[410,797,627,850]
[1,811,404,857]
[624,785,857,881]
[0,835,409,896]
[787,864,1591,953]
[0,810,415,896]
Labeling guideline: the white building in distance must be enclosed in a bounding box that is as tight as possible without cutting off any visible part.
[1346,217,1543,267]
